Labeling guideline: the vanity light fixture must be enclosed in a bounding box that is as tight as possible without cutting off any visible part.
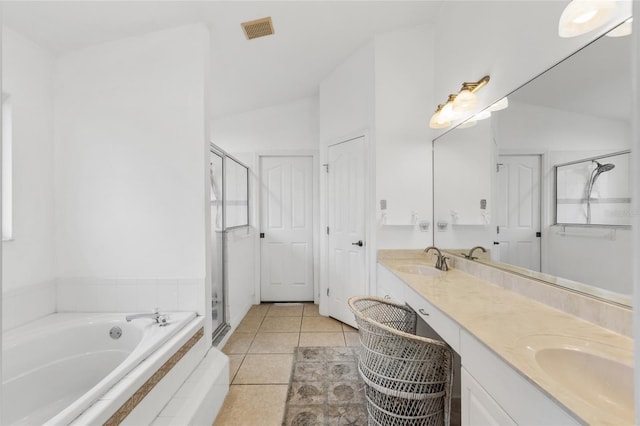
[452,75,490,112]
[429,104,451,129]
[475,109,492,121]
[488,96,509,112]
[558,0,616,38]
[606,17,633,37]
[439,94,462,123]
[429,75,491,129]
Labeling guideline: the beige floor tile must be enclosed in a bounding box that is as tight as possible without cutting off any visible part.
[234,315,263,334]
[249,332,300,354]
[299,332,346,347]
[222,333,255,355]
[301,316,343,332]
[266,304,304,317]
[214,384,288,426]
[342,323,358,333]
[233,353,294,384]
[259,316,302,332]
[344,332,361,347]
[303,303,320,316]
[227,354,245,382]
[247,303,272,317]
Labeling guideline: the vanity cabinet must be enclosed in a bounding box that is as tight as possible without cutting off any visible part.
[404,286,461,353]
[376,264,580,426]
[462,368,516,425]
[376,264,405,303]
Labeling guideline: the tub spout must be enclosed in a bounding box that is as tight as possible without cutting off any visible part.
[125,309,169,326]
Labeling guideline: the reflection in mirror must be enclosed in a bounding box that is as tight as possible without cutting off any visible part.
[433,21,632,306]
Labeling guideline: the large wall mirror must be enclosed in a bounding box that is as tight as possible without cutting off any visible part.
[433,19,632,306]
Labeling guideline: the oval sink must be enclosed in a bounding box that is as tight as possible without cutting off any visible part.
[518,334,634,421]
[395,264,442,277]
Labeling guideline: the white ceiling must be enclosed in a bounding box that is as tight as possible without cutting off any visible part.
[2,1,443,118]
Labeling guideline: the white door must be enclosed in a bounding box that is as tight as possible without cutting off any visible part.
[327,137,367,327]
[260,156,314,301]
[496,155,541,271]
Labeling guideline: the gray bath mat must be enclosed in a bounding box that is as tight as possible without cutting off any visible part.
[282,346,367,426]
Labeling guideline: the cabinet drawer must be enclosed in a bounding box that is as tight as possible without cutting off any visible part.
[376,264,405,303]
[405,286,460,353]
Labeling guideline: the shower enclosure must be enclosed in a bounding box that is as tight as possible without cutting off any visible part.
[209,144,250,343]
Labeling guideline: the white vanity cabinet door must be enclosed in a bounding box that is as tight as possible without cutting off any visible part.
[460,330,579,425]
[462,367,516,426]
[405,286,461,353]
[376,264,405,303]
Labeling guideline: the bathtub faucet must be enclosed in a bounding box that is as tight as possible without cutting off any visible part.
[126,309,169,326]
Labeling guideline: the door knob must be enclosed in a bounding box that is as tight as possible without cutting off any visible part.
[351,240,364,247]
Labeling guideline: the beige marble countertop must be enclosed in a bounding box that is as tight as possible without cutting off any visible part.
[378,249,634,426]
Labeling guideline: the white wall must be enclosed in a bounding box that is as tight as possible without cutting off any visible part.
[53,24,209,316]
[374,26,434,249]
[211,96,318,152]
[319,42,375,146]
[631,1,639,422]
[1,27,56,329]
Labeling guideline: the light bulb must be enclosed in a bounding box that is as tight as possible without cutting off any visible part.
[452,89,478,112]
[558,0,616,38]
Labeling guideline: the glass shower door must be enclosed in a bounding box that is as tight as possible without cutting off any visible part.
[210,150,225,337]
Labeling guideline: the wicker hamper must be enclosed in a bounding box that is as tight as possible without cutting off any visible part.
[348,296,453,426]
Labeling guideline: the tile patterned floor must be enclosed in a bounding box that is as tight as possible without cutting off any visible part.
[214,303,359,426]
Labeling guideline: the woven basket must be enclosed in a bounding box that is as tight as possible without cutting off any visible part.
[348,296,453,426]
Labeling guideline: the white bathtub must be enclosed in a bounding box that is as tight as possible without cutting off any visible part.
[2,311,201,425]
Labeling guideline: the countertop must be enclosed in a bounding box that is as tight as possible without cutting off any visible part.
[377,249,634,426]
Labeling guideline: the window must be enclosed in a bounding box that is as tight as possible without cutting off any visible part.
[2,93,13,241]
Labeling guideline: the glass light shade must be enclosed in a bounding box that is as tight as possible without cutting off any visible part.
[429,111,450,129]
[558,0,616,38]
[488,96,509,112]
[458,119,477,129]
[606,18,633,37]
[452,89,478,112]
[439,101,460,123]
[475,110,492,121]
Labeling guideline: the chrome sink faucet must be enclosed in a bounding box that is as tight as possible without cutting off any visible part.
[125,308,169,326]
[463,246,487,260]
[424,246,449,271]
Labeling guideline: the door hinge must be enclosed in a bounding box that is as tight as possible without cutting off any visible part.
[496,163,503,172]
[326,226,330,235]
[326,288,330,296]
[260,232,265,239]
[323,163,329,173]
[536,232,542,238]
[496,226,500,234]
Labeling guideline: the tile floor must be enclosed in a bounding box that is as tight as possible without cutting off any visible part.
[214,303,360,426]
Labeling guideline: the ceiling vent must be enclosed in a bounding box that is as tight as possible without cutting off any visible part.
[241,17,275,40]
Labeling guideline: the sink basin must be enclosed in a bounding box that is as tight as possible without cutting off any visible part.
[395,264,442,277]
[518,334,634,421]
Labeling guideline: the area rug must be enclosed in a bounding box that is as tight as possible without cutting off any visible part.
[282,346,368,426]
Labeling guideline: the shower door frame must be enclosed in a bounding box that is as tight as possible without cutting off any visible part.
[209,143,251,344]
